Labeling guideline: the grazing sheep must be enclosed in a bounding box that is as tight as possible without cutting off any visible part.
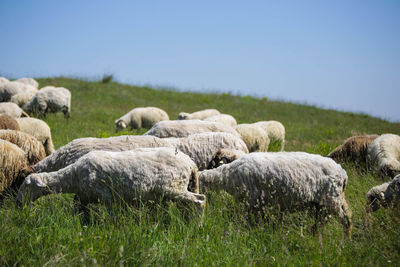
[178,109,220,120]
[17,147,206,213]
[234,124,270,152]
[145,120,240,138]
[0,102,29,118]
[34,132,248,173]
[366,175,400,212]
[199,152,352,234]
[0,81,37,102]
[204,114,237,127]
[23,87,71,118]
[0,114,20,130]
[328,134,379,165]
[0,140,33,196]
[10,91,36,107]
[253,121,285,151]
[368,134,400,178]
[15,78,39,88]
[207,149,246,169]
[0,77,9,85]
[0,130,46,165]
[16,117,55,155]
[115,107,169,132]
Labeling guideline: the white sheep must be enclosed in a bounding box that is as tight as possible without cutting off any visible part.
[10,91,36,107]
[366,174,400,212]
[367,134,400,178]
[144,120,240,138]
[0,77,9,85]
[178,109,220,120]
[23,87,71,118]
[17,147,206,213]
[199,152,352,234]
[0,102,29,118]
[15,78,39,88]
[0,81,37,102]
[253,121,285,151]
[16,117,55,155]
[34,132,248,173]
[204,114,237,127]
[115,107,169,132]
[234,124,270,152]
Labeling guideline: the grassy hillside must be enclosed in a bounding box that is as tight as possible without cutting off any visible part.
[1,77,399,266]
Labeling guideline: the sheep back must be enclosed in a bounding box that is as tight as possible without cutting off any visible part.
[0,102,27,118]
[178,109,220,120]
[204,114,237,127]
[116,107,169,131]
[16,118,54,155]
[368,134,400,177]
[234,124,270,152]
[0,81,37,102]
[0,115,20,130]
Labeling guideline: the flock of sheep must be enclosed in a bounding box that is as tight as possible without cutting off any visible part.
[1,77,399,237]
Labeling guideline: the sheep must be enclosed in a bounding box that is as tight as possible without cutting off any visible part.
[328,134,379,165]
[253,121,285,151]
[0,102,29,118]
[0,130,46,165]
[17,147,206,214]
[144,120,240,138]
[15,78,39,88]
[10,91,36,107]
[34,132,249,173]
[0,81,37,102]
[0,140,33,196]
[368,134,400,178]
[0,114,20,130]
[0,77,9,85]
[207,149,246,169]
[234,124,270,152]
[115,107,169,132]
[366,175,400,212]
[178,109,220,120]
[199,152,352,235]
[23,87,71,118]
[16,117,55,155]
[204,114,237,127]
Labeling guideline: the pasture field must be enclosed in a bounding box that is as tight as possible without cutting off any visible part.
[1,77,400,266]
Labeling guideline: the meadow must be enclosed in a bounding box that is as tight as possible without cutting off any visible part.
[1,77,399,266]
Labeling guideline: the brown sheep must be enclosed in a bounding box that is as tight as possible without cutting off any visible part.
[0,114,20,131]
[0,130,46,165]
[0,140,33,196]
[328,134,379,166]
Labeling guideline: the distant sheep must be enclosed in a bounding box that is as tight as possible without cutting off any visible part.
[0,140,33,196]
[0,130,46,165]
[368,134,400,178]
[207,149,246,169]
[15,78,39,88]
[0,114,20,130]
[16,117,55,155]
[23,87,71,118]
[199,152,352,234]
[178,109,220,120]
[366,175,400,212]
[10,91,36,107]
[0,81,37,102]
[204,114,237,127]
[0,102,29,118]
[144,120,240,138]
[328,134,379,165]
[17,147,206,213]
[234,124,270,152]
[253,121,285,151]
[34,132,248,173]
[115,107,169,132]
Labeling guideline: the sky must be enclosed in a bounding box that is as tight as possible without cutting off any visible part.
[1,1,399,122]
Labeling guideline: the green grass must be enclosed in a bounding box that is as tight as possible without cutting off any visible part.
[1,77,400,266]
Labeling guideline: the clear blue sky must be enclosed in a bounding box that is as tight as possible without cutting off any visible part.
[1,1,399,122]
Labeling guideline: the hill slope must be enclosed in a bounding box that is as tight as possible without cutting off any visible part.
[1,77,399,265]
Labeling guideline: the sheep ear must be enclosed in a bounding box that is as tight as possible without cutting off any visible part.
[35,178,47,188]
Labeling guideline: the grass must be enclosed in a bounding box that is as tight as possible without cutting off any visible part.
[1,76,400,266]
